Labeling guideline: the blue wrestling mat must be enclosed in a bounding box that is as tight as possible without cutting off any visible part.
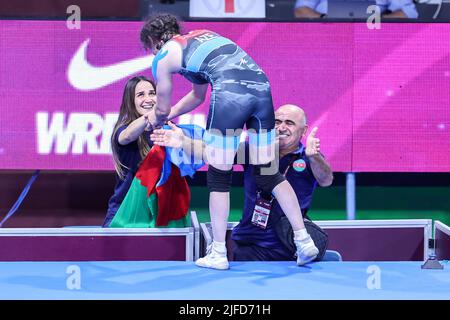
[0,261,449,300]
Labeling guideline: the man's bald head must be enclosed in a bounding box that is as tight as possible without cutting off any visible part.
[275,104,307,127]
[274,104,308,154]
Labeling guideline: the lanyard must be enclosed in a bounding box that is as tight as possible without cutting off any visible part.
[283,154,297,176]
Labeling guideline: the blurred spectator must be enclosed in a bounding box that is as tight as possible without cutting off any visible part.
[377,0,419,18]
[295,0,328,18]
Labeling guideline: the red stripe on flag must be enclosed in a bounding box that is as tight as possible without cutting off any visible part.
[225,0,235,13]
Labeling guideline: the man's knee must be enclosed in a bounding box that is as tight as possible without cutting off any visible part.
[233,242,265,261]
[207,165,233,192]
[253,163,285,194]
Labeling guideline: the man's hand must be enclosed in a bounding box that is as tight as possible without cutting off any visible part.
[150,121,184,148]
[306,126,320,157]
[295,6,323,18]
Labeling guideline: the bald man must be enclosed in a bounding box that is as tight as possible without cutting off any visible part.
[231,104,333,262]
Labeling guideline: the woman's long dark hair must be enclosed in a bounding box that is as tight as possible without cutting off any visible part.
[140,13,181,51]
[111,76,156,179]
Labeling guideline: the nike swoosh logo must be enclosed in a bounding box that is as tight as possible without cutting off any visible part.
[67,39,154,91]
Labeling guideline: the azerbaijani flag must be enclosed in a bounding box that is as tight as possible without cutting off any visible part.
[110,125,205,228]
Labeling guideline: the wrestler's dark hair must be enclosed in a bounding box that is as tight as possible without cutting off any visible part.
[140,13,181,51]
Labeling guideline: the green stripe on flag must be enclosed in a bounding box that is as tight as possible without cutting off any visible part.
[110,177,189,228]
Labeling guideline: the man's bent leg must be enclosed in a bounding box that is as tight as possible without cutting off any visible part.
[233,241,294,261]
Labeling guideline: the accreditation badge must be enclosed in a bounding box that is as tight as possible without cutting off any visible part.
[251,193,273,229]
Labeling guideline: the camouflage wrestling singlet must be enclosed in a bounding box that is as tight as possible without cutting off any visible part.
[170,30,275,135]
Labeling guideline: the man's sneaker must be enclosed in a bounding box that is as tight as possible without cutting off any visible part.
[294,235,319,266]
[195,244,229,270]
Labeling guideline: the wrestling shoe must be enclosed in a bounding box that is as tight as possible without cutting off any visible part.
[195,243,229,270]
